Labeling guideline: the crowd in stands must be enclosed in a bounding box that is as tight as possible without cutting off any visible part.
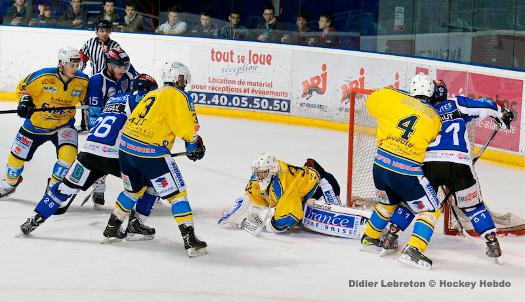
[1,0,345,49]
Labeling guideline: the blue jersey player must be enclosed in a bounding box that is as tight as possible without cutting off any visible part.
[382,80,514,265]
[20,74,159,241]
[86,47,138,208]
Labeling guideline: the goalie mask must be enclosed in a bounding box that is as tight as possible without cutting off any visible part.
[252,153,279,191]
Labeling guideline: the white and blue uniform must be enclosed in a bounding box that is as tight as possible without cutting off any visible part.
[425,96,503,165]
[33,91,158,220]
[87,65,138,129]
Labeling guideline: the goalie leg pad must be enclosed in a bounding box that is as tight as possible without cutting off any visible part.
[406,209,441,252]
[389,204,415,231]
[461,203,496,237]
[364,203,397,239]
[218,195,252,227]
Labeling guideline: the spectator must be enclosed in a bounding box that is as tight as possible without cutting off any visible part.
[98,0,121,27]
[4,0,28,25]
[122,1,144,32]
[32,3,57,27]
[315,13,339,48]
[189,11,217,38]
[281,12,311,45]
[156,6,187,35]
[255,3,282,42]
[59,0,87,29]
[217,10,248,40]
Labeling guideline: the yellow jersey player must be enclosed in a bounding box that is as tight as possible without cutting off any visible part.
[0,47,88,199]
[219,153,320,236]
[101,61,207,257]
[361,73,442,269]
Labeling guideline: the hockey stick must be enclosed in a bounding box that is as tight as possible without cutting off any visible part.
[0,105,89,115]
[440,126,501,234]
[79,151,188,207]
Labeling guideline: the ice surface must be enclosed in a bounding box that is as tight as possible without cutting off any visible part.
[0,103,523,302]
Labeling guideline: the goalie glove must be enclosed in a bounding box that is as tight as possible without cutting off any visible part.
[241,206,275,236]
[185,135,205,161]
[17,94,35,119]
[493,106,514,130]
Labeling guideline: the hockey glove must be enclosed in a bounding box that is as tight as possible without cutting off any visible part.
[185,135,205,161]
[304,158,326,178]
[17,94,36,119]
[494,106,515,130]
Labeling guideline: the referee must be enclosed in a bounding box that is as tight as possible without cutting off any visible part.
[78,19,120,131]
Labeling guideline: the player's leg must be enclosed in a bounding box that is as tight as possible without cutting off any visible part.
[92,176,107,209]
[126,187,158,241]
[361,165,401,248]
[147,156,206,257]
[20,153,106,234]
[0,128,49,198]
[397,175,441,269]
[48,127,78,190]
[380,204,415,255]
[453,164,501,261]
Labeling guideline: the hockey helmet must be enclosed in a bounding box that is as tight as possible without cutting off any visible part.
[252,153,279,191]
[161,61,191,86]
[131,74,158,93]
[409,73,434,98]
[57,47,81,65]
[105,47,130,69]
[431,80,448,103]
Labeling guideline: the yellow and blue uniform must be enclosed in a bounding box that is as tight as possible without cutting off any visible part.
[245,160,319,231]
[116,86,201,225]
[363,88,442,252]
[6,67,88,187]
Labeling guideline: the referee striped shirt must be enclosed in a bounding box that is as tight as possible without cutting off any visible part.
[79,37,120,75]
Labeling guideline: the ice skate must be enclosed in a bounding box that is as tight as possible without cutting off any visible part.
[93,192,105,210]
[380,224,400,257]
[398,245,432,270]
[126,215,155,241]
[485,232,502,265]
[20,213,45,235]
[360,234,382,252]
[0,177,23,199]
[179,224,207,257]
[102,214,126,243]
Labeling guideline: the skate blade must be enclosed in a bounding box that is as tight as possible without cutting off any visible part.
[494,256,503,265]
[93,203,104,210]
[186,247,207,258]
[359,245,382,253]
[101,237,124,244]
[126,233,155,241]
[398,254,432,270]
[380,248,398,257]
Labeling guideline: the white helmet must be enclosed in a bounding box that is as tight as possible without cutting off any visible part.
[161,61,191,86]
[252,153,279,191]
[409,73,434,98]
[57,47,81,65]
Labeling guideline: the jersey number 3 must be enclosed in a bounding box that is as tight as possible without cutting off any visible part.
[397,115,419,140]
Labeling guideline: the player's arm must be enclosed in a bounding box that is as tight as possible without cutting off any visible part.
[86,77,104,128]
[78,42,90,71]
[15,73,40,118]
[455,96,514,129]
[244,178,269,207]
[365,88,388,118]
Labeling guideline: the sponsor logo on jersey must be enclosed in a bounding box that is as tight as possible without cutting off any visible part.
[71,89,83,97]
[459,191,478,202]
[155,177,169,188]
[14,146,21,155]
[43,86,57,94]
[69,164,85,183]
[16,134,33,147]
[121,80,129,91]
[42,79,56,84]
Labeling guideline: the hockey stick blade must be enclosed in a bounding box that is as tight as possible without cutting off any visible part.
[0,105,89,115]
[80,191,93,207]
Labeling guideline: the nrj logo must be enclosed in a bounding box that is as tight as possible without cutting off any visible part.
[340,69,400,104]
[301,64,327,99]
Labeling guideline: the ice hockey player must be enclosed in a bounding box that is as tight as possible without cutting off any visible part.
[102,61,207,257]
[20,74,160,240]
[361,73,442,269]
[218,153,324,235]
[381,80,514,265]
[86,47,138,208]
[0,47,88,199]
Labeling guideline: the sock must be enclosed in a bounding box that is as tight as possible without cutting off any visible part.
[407,209,442,252]
[461,203,496,238]
[363,203,397,239]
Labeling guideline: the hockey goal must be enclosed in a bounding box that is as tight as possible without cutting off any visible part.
[346,88,525,236]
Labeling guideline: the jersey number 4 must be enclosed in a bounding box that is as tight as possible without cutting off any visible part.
[397,115,419,140]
